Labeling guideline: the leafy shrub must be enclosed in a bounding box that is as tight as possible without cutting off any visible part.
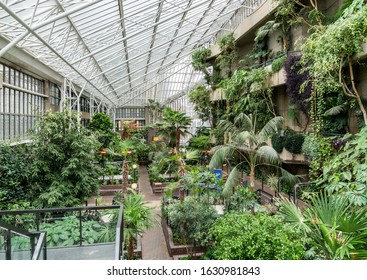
[271,132,284,153]
[188,135,211,150]
[283,130,304,154]
[0,144,32,209]
[167,197,218,247]
[319,126,367,206]
[205,212,305,260]
[87,112,115,149]
[271,55,286,73]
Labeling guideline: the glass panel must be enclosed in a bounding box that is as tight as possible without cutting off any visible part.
[11,232,31,260]
[0,228,6,260]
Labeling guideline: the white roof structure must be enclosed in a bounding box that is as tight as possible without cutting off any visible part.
[0,0,263,108]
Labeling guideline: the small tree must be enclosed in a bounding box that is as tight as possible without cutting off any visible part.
[87,112,115,149]
[29,110,100,208]
[167,196,218,257]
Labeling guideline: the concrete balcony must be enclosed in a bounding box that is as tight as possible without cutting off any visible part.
[210,0,279,57]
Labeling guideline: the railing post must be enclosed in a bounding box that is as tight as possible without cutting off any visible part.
[35,213,40,231]
[5,229,11,260]
[79,210,82,246]
[30,235,35,259]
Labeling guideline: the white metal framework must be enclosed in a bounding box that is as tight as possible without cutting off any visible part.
[0,0,263,108]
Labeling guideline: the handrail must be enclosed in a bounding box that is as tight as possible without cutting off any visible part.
[31,232,47,260]
[0,221,36,238]
[114,204,124,260]
[0,221,46,260]
[0,205,119,215]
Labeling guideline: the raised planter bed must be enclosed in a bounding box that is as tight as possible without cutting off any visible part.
[161,216,207,257]
[151,182,169,193]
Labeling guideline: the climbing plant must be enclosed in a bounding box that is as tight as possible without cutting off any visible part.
[300,2,367,127]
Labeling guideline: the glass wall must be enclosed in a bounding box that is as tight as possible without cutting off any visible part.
[0,64,45,141]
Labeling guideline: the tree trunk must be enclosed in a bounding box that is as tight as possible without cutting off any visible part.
[175,128,180,149]
[122,160,129,195]
[128,235,135,260]
[250,166,255,188]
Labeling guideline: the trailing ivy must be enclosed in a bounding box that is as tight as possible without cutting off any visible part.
[220,67,275,128]
[300,2,367,126]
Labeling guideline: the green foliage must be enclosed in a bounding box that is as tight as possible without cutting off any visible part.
[283,129,304,154]
[123,191,156,259]
[301,3,367,126]
[224,186,257,213]
[188,135,211,150]
[319,126,367,206]
[39,215,113,247]
[153,107,192,149]
[87,112,115,149]
[167,196,218,247]
[188,85,215,127]
[216,32,238,78]
[302,134,334,180]
[206,212,306,260]
[271,55,286,73]
[271,132,284,153]
[191,48,213,84]
[29,110,101,208]
[220,67,274,126]
[279,192,367,259]
[0,144,32,209]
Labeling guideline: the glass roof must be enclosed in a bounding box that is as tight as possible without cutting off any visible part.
[0,0,263,107]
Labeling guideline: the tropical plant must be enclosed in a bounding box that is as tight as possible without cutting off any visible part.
[153,107,192,149]
[191,48,212,84]
[123,191,156,260]
[29,110,100,208]
[283,129,304,154]
[87,112,115,149]
[167,196,218,256]
[0,144,32,210]
[205,212,306,260]
[209,113,298,196]
[216,32,238,78]
[188,85,215,127]
[146,99,166,123]
[278,191,367,259]
[188,135,211,151]
[300,2,367,125]
[318,126,367,207]
[224,186,257,213]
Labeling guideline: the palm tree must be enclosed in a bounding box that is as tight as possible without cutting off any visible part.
[209,113,297,196]
[278,192,367,259]
[123,191,156,260]
[157,149,200,201]
[154,107,192,149]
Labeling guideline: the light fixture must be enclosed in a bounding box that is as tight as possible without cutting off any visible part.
[131,183,138,190]
[132,163,137,169]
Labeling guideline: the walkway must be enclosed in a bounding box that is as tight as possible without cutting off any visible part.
[138,166,172,260]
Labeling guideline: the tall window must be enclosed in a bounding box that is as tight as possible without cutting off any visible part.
[0,64,45,141]
[50,82,61,106]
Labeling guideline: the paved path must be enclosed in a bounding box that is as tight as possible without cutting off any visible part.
[138,166,172,260]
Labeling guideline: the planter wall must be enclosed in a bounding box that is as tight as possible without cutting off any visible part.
[161,216,207,257]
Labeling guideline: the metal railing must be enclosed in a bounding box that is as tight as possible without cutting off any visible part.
[114,205,124,260]
[0,205,121,257]
[0,221,47,260]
